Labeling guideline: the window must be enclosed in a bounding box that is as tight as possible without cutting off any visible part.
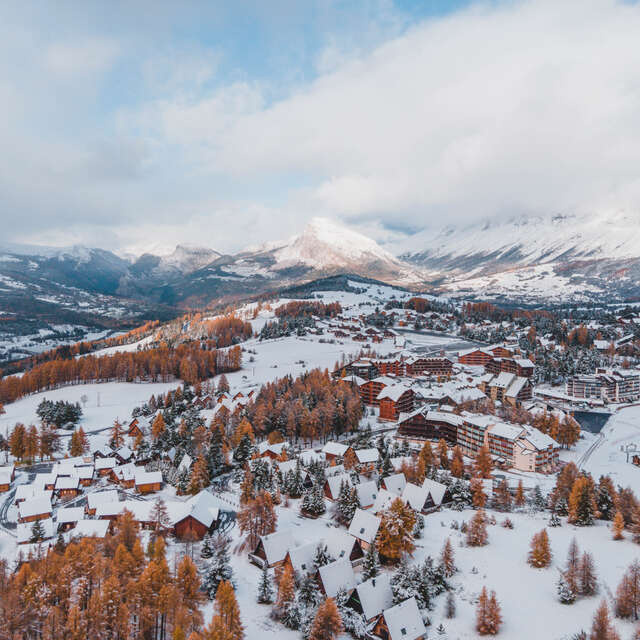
[301,564,306,570]
[401,628,407,636]
[360,527,365,534]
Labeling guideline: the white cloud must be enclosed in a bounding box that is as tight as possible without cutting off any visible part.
[45,38,120,77]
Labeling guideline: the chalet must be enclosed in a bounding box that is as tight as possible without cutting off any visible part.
[371,489,399,514]
[34,472,57,491]
[56,506,85,531]
[177,453,193,475]
[278,460,313,489]
[55,476,80,499]
[372,597,426,640]
[110,463,136,488]
[482,372,533,406]
[257,441,287,461]
[360,376,396,406]
[324,529,364,565]
[355,448,380,470]
[405,355,453,378]
[95,457,117,476]
[17,518,55,545]
[86,489,119,516]
[14,486,52,505]
[69,519,110,540]
[397,408,462,444]
[318,559,356,598]
[349,574,394,622]
[377,385,414,422]
[134,469,163,494]
[457,347,494,367]
[325,464,346,477]
[173,490,220,540]
[401,483,431,513]
[324,473,353,501]
[380,473,406,496]
[348,508,380,551]
[0,467,13,492]
[421,478,451,509]
[249,530,294,568]
[322,441,351,465]
[74,465,95,487]
[93,445,114,459]
[355,480,379,509]
[115,446,134,464]
[127,418,143,438]
[18,495,53,523]
[284,541,317,576]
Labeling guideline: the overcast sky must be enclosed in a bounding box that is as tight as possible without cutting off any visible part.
[2,0,640,255]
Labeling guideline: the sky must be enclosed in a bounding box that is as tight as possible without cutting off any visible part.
[2,0,640,256]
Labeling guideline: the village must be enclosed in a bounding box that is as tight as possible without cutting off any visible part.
[1,280,640,639]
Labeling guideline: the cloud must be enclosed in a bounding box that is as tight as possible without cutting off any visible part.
[45,38,120,76]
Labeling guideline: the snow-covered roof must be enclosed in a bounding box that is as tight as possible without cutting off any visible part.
[298,449,325,465]
[325,473,352,498]
[356,573,393,620]
[356,480,378,508]
[355,448,379,464]
[0,469,11,485]
[19,495,52,519]
[17,518,55,544]
[33,472,57,487]
[383,473,406,496]
[323,529,358,561]
[381,597,426,640]
[287,541,317,575]
[488,422,525,441]
[377,384,411,402]
[322,441,349,457]
[74,466,94,480]
[179,490,220,527]
[95,457,117,470]
[56,506,84,524]
[257,441,286,456]
[134,469,163,486]
[70,519,110,539]
[348,508,380,544]
[318,559,356,597]
[520,426,558,450]
[401,483,428,512]
[260,530,294,565]
[113,462,136,482]
[421,478,448,506]
[87,489,119,510]
[177,453,193,473]
[505,376,528,398]
[15,485,52,502]
[55,476,80,490]
[325,464,346,477]
[371,488,399,514]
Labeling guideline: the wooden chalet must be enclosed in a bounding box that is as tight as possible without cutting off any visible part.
[347,508,380,551]
[405,355,453,378]
[317,559,356,598]
[348,574,394,622]
[377,385,414,421]
[249,530,294,568]
[380,472,406,496]
[372,597,426,640]
[86,489,119,516]
[457,348,494,367]
[56,506,84,532]
[321,441,351,465]
[134,469,163,494]
[324,473,352,501]
[127,418,143,438]
[173,490,220,540]
[0,465,15,492]
[18,496,53,523]
[55,476,80,499]
[95,457,117,476]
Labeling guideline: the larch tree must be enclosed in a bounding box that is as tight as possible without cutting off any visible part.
[613,511,625,540]
[309,598,342,640]
[439,537,457,577]
[110,419,125,450]
[466,509,488,547]
[528,529,552,568]
[474,446,493,478]
[188,456,211,494]
[237,491,277,549]
[450,446,465,478]
[471,477,487,509]
[437,439,449,470]
[590,600,620,640]
[275,563,296,612]
[376,497,416,563]
[514,480,525,507]
[615,560,640,620]
[214,580,244,640]
[476,587,502,635]
[568,475,598,526]
[578,552,598,597]
[150,498,171,539]
[151,413,166,441]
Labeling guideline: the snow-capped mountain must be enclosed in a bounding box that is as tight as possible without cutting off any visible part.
[156,244,221,274]
[400,211,640,302]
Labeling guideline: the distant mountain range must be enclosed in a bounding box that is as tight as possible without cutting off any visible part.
[3,212,640,362]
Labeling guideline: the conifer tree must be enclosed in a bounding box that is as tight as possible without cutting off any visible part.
[632,505,640,544]
[470,477,487,509]
[440,537,457,577]
[380,453,393,478]
[309,598,342,640]
[474,446,493,479]
[450,446,464,478]
[596,476,617,521]
[110,419,125,449]
[257,566,274,604]
[445,591,456,618]
[493,479,512,512]
[214,580,244,640]
[466,509,488,547]
[590,600,620,640]
[361,543,380,581]
[202,533,233,599]
[376,498,416,562]
[528,529,552,568]
[514,480,525,507]
[302,484,326,516]
[613,511,625,540]
[476,587,502,635]
[30,519,45,543]
[557,571,577,604]
[188,456,210,494]
[151,413,166,441]
[240,466,254,505]
[437,439,449,470]
[276,563,296,611]
[201,533,215,560]
[615,560,640,620]
[149,497,171,539]
[568,475,598,526]
[578,552,598,597]
[313,543,334,571]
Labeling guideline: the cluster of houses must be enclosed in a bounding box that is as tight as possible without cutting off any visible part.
[565,367,640,404]
[248,460,452,640]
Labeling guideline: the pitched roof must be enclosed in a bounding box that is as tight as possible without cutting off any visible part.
[17,518,55,544]
[56,507,85,524]
[18,495,52,519]
[348,508,380,544]
[55,476,80,490]
[356,480,379,508]
[325,473,352,499]
[355,448,379,464]
[322,441,349,457]
[318,559,356,597]
[377,384,412,402]
[382,473,406,496]
[70,519,110,539]
[287,541,317,575]
[401,483,428,512]
[356,573,393,620]
[87,489,119,510]
[134,469,163,486]
[179,490,220,527]
[371,488,399,514]
[381,597,426,640]
[421,478,448,506]
[323,529,359,561]
[259,530,294,565]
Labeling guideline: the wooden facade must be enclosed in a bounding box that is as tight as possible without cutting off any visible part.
[174,515,210,541]
[378,389,414,422]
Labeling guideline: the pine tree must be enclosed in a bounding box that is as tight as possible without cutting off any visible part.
[578,552,598,597]
[201,533,215,560]
[380,453,393,478]
[596,476,617,521]
[313,543,334,571]
[613,511,625,540]
[528,529,552,568]
[445,591,456,618]
[257,566,274,604]
[30,519,45,543]
[568,475,597,526]
[234,434,253,465]
[530,485,546,511]
[466,509,488,547]
[309,598,342,640]
[440,538,456,577]
[590,600,620,640]
[299,573,321,609]
[302,483,326,517]
[361,543,380,581]
[413,513,425,539]
[557,571,577,604]
[202,533,233,599]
